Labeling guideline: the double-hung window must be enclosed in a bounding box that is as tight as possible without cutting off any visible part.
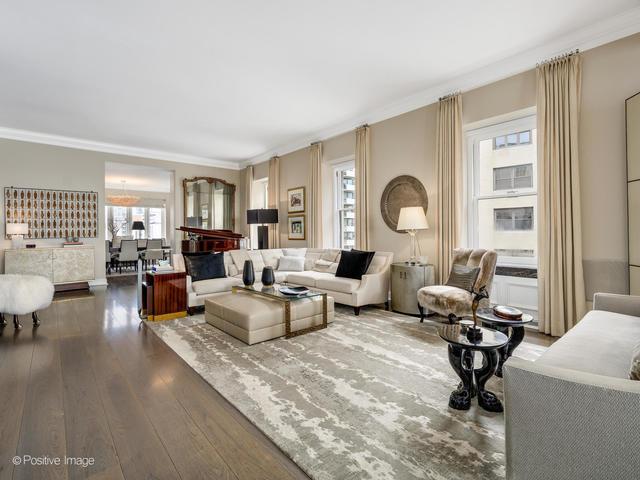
[467,115,537,267]
[333,161,356,249]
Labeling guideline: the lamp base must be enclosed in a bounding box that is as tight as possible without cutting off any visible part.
[11,235,24,249]
[257,225,269,250]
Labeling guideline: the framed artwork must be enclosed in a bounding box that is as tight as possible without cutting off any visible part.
[287,186,305,213]
[4,186,99,239]
[288,215,306,240]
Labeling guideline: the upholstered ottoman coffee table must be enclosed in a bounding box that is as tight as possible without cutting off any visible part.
[204,286,335,345]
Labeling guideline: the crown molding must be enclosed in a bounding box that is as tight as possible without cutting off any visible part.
[242,6,640,167]
[0,126,242,170]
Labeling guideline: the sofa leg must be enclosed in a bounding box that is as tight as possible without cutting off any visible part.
[418,305,425,323]
[354,306,361,316]
[32,312,40,327]
[13,315,22,330]
[384,301,390,311]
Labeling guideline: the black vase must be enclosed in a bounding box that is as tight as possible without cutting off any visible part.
[242,260,255,286]
[261,266,275,286]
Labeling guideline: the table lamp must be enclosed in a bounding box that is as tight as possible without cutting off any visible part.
[6,223,29,249]
[131,221,145,240]
[396,206,429,264]
[247,209,278,249]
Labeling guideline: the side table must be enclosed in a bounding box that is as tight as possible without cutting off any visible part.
[390,262,435,315]
[141,271,187,321]
[438,324,509,412]
[476,308,533,377]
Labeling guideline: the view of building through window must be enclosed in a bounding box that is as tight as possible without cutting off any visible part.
[335,164,355,249]
[471,119,537,266]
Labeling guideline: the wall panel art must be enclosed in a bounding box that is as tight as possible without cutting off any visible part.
[4,186,98,239]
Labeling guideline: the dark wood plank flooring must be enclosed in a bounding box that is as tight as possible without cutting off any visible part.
[0,278,309,480]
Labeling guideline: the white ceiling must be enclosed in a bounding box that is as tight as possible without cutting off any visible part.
[105,161,172,193]
[1,1,640,168]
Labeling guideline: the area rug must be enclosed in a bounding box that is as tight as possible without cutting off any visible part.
[148,307,545,480]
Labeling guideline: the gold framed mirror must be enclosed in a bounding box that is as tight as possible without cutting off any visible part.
[183,177,235,230]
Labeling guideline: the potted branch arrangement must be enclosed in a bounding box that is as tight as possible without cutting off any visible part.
[107,218,126,243]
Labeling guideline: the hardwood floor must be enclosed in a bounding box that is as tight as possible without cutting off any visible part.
[0,278,309,480]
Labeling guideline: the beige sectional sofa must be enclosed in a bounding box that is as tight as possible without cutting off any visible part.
[173,248,393,315]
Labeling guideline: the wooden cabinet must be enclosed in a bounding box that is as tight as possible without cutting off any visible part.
[391,262,435,315]
[4,246,95,290]
[142,271,187,321]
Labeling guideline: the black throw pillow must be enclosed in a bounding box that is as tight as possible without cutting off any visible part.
[183,252,226,282]
[335,249,376,280]
[351,249,376,273]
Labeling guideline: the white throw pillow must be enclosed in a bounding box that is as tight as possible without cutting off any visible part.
[278,256,305,272]
[283,248,306,257]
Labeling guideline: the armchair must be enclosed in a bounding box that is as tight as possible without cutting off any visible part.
[417,248,497,322]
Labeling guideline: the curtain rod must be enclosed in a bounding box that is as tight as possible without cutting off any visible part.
[537,49,580,67]
[438,91,461,102]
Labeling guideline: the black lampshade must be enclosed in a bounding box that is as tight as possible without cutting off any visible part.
[247,208,278,225]
[131,221,145,231]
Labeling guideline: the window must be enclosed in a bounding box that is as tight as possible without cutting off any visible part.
[250,178,268,249]
[493,130,532,149]
[493,164,533,191]
[334,161,355,249]
[494,207,533,231]
[467,116,537,266]
[105,205,166,241]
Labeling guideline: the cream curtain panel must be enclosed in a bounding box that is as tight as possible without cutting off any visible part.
[309,142,323,248]
[267,156,280,248]
[537,53,586,336]
[355,125,370,250]
[435,94,463,284]
[244,165,253,238]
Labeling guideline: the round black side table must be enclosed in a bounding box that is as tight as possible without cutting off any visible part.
[438,324,509,412]
[475,308,533,378]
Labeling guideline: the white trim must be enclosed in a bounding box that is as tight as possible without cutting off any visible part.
[243,6,640,166]
[0,126,241,170]
[89,278,108,288]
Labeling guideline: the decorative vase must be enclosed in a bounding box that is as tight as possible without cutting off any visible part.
[261,266,275,286]
[242,260,255,286]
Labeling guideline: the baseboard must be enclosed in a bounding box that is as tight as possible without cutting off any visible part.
[89,278,108,288]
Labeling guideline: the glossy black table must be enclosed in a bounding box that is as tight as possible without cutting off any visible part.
[438,324,509,412]
[475,308,533,377]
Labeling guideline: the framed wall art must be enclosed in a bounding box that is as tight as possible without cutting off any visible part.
[288,214,306,240]
[4,186,99,239]
[287,186,305,213]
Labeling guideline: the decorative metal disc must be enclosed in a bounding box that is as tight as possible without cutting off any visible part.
[380,175,428,231]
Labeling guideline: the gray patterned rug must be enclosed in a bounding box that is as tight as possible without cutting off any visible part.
[148,307,545,480]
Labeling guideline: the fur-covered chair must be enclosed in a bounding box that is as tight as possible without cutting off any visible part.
[417,248,497,322]
[0,274,54,329]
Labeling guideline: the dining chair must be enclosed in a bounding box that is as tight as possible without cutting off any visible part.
[137,238,148,249]
[117,239,139,273]
[142,239,163,269]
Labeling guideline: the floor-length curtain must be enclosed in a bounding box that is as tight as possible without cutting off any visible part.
[267,156,280,248]
[309,142,323,248]
[355,125,370,250]
[244,165,253,238]
[435,94,463,284]
[537,53,586,336]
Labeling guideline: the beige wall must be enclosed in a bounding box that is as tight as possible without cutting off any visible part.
[0,139,239,282]
[251,32,640,298]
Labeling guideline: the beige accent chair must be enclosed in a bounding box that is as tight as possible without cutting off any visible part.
[417,248,497,322]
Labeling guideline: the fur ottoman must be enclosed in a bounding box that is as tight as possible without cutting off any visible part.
[0,274,55,329]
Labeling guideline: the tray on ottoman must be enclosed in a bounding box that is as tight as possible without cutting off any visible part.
[204,285,334,345]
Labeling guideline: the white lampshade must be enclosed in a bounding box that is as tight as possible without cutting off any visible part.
[396,207,429,231]
[6,223,29,235]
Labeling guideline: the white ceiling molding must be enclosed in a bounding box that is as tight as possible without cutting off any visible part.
[242,5,640,167]
[0,126,241,170]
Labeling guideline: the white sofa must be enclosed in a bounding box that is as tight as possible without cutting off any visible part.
[503,293,640,480]
[173,248,393,315]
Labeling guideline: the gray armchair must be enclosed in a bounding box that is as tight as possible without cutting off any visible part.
[417,248,497,322]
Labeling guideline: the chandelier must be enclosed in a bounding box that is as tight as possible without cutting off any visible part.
[107,180,140,207]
